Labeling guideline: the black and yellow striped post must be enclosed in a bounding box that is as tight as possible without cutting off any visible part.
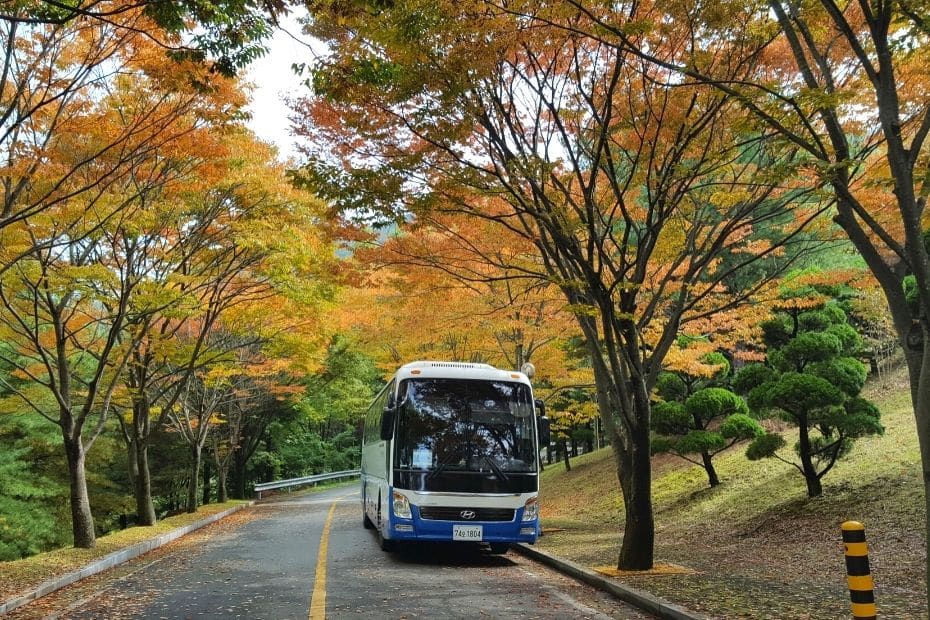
[842,521,876,619]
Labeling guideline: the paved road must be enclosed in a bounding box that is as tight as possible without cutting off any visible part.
[8,485,654,619]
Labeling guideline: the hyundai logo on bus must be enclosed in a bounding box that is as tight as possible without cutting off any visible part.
[460,510,477,520]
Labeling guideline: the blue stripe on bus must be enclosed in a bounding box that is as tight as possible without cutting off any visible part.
[386,497,539,543]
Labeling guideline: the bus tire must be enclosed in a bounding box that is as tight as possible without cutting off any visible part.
[378,529,396,552]
[363,511,374,529]
[488,543,509,554]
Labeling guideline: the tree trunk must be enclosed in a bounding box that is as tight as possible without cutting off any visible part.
[805,472,823,498]
[797,415,822,498]
[129,398,156,526]
[63,434,96,548]
[217,463,228,503]
[616,423,654,570]
[135,439,156,525]
[561,440,571,471]
[202,459,212,505]
[232,452,248,499]
[701,451,720,487]
[187,446,202,513]
[901,323,930,595]
[126,436,138,490]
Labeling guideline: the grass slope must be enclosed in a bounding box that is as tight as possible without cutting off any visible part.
[538,367,926,619]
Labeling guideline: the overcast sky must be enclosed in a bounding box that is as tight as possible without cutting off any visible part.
[244,12,320,163]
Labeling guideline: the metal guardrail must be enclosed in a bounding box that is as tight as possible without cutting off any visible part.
[253,469,361,499]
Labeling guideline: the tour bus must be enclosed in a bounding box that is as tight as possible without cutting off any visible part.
[360,361,550,553]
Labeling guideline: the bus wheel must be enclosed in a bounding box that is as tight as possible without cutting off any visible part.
[378,529,396,552]
[362,491,374,529]
[488,543,509,554]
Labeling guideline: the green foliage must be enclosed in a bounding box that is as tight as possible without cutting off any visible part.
[703,352,731,379]
[755,372,844,417]
[746,432,787,460]
[760,317,792,348]
[737,293,882,496]
[732,363,775,395]
[676,430,727,454]
[685,387,749,421]
[652,401,690,435]
[0,415,69,559]
[651,375,753,485]
[719,413,764,440]
[776,332,842,371]
[904,275,920,315]
[656,372,688,402]
[264,337,379,480]
[146,0,275,76]
[825,322,860,354]
[842,398,884,436]
[807,358,867,396]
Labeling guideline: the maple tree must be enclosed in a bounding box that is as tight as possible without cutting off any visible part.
[296,0,828,570]
[1,0,278,76]
[115,131,334,523]
[337,209,580,383]
[0,12,234,270]
[523,0,930,590]
[0,54,244,546]
[0,12,335,545]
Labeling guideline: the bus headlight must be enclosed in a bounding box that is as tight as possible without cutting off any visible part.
[522,497,539,521]
[392,491,412,519]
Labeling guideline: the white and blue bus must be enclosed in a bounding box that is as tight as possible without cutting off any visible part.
[361,361,550,553]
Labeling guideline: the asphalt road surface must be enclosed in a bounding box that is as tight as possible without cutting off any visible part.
[8,485,655,619]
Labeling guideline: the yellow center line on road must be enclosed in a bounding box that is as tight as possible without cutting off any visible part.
[309,493,355,620]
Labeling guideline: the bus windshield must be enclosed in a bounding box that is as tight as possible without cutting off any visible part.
[394,379,537,486]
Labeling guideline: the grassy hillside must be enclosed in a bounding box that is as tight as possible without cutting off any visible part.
[538,366,926,619]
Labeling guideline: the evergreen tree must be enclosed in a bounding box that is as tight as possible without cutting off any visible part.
[736,301,883,497]
[652,351,762,487]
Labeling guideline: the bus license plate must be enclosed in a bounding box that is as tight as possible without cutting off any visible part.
[452,525,483,541]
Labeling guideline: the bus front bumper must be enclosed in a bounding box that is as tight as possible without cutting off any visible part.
[387,506,540,544]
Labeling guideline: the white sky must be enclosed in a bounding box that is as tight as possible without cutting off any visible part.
[244,12,322,163]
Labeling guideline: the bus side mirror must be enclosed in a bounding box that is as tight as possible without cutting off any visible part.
[537,416,551,447]
[534,399,550,445]
[380,406,395,441]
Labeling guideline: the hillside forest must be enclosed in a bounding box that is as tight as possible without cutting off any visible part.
[1,0,930,606]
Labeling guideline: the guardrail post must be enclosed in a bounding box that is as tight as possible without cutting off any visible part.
[842,520,876,619]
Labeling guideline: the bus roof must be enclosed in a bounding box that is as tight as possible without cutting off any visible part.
[395,361,531,385]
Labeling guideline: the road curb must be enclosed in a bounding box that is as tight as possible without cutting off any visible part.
[513,544,708,620]
[0,502,253,617]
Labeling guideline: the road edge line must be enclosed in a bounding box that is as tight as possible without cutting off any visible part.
[512,543,708,620]
[0,502,254,617]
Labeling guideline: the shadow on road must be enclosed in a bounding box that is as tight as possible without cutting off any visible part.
[381,540,518,567]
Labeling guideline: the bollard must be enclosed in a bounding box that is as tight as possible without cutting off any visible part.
[841,521,876,619]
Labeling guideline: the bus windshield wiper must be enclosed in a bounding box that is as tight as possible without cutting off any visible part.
[477,453,509,482]
[427,447,462,480]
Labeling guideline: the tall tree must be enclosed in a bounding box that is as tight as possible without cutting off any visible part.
[119,133,335,523]
[297,1,822,569]
[539,0,930,589]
